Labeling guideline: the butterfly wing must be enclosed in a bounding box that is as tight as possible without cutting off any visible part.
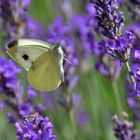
[28,50,64,91]
[6,39,51,71]
[7,46,49,71]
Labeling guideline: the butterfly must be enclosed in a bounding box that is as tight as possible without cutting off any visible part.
[6,38,64,91]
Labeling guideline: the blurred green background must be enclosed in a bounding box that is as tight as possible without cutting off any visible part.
[0,0,138,140]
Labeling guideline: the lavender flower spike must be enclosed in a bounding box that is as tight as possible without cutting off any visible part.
[15,113,56,140]
[90,0,125,39]
[112,115,138,140]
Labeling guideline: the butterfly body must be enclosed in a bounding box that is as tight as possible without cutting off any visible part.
[7,39,64,91]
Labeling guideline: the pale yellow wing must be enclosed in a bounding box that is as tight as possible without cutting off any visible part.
[28,51,64,91]
[7,46,49,71]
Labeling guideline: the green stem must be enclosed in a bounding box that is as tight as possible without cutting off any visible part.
[112,81,123,114]
[66,93,78,139]
[69,109,78,139]
[124,61,135,83]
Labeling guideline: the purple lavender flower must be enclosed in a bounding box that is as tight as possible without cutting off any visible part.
[129,66,140,84]
[95,54,121,79]
[90,0,125,39]
[17,86,45,117]
[127,64,140,112]
[127,23,140,49]
[117,0,125,5]
[76,110,89,125]
[135,69,140,82]
[0,57,21,93]
[128,1,140,22]
[112,115,138,140]
[69,14,95,58]
[86,4,95,16]
[7,112,17,123]
[18,102,33,116]
[127,82,140,109]
[0,0,31,39]
[40,92,56,110]
[0,56,24,122]
[93,39,120,79]
[125,15,140,117]
[34,104,45,114]
[22,0,31,6]
[58,92,82,112]
[47,17,65,45]
[104,31,134,62]
[71,93,81,107]
[90,0,128,79]
[15,113,56,140]
[0,0,48,44]
[94,10,132,79]
[26,85,37,101]
[0,61,43,122]
[27,17,48,40]
[0,100,4,111]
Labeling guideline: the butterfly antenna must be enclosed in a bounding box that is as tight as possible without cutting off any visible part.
[64,57,73,65]
[54,37,73,65]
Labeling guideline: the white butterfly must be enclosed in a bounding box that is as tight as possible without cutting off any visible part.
[6,38,64,91]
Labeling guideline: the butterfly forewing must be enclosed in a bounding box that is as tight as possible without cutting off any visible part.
[7,45,49,71]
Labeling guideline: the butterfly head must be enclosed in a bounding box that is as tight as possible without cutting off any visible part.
[52,42,63,56]
[53,42,61,49]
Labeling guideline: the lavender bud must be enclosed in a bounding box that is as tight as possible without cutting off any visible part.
[90,0,125,39]
[112,115,138,140]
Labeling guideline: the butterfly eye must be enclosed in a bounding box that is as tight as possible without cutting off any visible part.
[22,54,29,60]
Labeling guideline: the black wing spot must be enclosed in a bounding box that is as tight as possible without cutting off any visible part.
[22,54,29,60]
[7,40,18,48]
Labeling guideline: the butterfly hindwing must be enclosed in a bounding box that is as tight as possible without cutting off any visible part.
[28,50,64,91]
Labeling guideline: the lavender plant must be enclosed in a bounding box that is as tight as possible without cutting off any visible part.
[89,0,125,79]
[0,0,140,139]
[90,0,137,92]
[90,0,140,139]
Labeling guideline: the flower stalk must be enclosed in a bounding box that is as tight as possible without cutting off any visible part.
[125,61,135,83]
